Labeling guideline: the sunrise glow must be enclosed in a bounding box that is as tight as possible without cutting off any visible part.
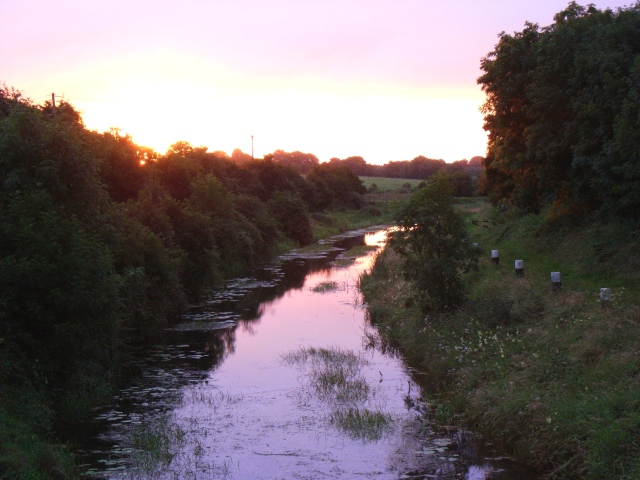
[2,0,632,163]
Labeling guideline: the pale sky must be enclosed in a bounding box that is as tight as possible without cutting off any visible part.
[1,0,633,164]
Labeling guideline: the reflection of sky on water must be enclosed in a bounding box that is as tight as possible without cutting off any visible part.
[78,228,536,479]
[468,465,489,479]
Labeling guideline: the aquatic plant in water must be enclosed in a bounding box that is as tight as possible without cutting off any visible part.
[311,281,341,293]
[282,346,394,440]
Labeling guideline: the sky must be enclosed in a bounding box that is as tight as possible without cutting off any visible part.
[1,0,634,164]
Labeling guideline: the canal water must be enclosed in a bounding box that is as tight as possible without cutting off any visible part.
[77,228,536,479]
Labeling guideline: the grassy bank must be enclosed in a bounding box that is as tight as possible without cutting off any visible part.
[309,179,411,241]
[309,207,390,242]
[359,198,640,479]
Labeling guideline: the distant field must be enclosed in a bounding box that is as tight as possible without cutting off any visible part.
[359,176,422,191]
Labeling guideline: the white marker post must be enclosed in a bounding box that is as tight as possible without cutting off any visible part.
[551,272,561,291]
[491,250,499,265]
[515,260,524,277]
[600,288,612,307]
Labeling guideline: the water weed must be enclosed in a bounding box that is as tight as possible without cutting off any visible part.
[123,414,237,479]
[311,281,341,293]
[282,346,395,439]
[330,408,393,441]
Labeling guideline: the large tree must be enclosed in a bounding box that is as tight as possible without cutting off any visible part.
[478,2,640,215]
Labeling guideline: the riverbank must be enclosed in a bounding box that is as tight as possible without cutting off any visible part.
[359,198,640,479]
[308,185,401,243]
[0,201,397,479]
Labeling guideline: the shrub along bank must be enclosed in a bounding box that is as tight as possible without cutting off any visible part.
[0,87,372,478]
[360,197,640,479]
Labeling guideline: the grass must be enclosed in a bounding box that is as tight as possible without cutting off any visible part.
[282,346,394,440]
[329,408,393,441]
[359,176,423,192]
[359,198,640,479]
[310,207,393,241]
[124,413,235,478]
[130,419,181,473]
[0,406,77,480]
[0,373,79,479]
[311,281,341,293]
[281,346,369,375]
[341,245,379,257]
[282,346,372,404]
[309,176,420,241]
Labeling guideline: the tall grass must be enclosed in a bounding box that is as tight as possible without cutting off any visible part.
[359,199,640,479]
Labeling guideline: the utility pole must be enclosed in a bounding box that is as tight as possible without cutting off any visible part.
[51,93,56,116]
[250,134,254,159]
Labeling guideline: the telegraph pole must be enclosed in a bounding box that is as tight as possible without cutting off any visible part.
[51,93,56,116]
[251,134,254,159]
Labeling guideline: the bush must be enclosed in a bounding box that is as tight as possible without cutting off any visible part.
[268,191,314,246]
[388,173,479,311]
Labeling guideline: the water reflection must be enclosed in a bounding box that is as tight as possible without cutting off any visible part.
[77,228,537,479]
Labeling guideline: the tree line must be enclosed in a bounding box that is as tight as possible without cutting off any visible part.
[258,150,483,196]
[478,1,640,216]
[327,155,482,180]
[0,86,367,475]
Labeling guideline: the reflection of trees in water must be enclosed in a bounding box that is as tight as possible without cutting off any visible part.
[236,234,367,322]
[83,233,374,470]
[199,328,237,364]
[173,326,237,371]
[158,233,368,374]
[237,259,326,321]
[175,233,369,370]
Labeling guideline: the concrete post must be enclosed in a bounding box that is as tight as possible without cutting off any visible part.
[600,288,612,307]
[515,260,524,277]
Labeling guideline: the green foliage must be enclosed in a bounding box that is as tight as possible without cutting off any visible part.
[448,171,475,197]
[248,157,317,204]
[109,215,183,340]
[95,129,150,202]
[0,190,120,386]
[268,191,314,246]
[361,198,640,479]
[478,2,640,215]
[388,173,479,311]
[269,149,319,174]
[307,162,367,210]
[0,86,374,474]
[0,101,105,223]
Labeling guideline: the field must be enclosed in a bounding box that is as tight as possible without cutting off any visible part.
[359,176,423,191]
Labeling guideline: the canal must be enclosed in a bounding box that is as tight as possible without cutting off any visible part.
[77,228,536,479]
